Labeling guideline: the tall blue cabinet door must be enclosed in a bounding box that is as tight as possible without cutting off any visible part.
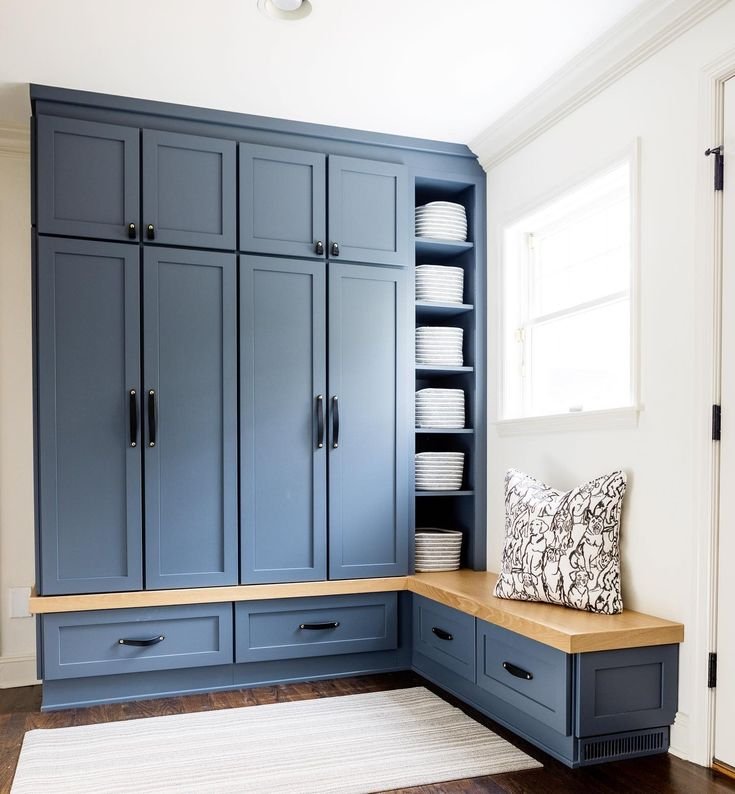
[328,263,410,579]
[239,144,326,258]
[37,238,142,595]
[240,256,327,583]
[327,156,409,266]
[143,248,237,589]
[142,130,236,250]
[36,117,140,241]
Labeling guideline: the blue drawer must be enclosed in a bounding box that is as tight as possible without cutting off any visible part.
[412,595,475,682]
[42,604,234,680]
[235,593,398,662]
[476,619,572,735]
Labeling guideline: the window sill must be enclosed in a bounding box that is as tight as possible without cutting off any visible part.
[493,406,640,437]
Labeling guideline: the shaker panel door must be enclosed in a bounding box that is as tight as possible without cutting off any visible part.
[328,263,410,578]
[240,256,327,582]
[37,237,142,594]
[143,247,237,589]
[240,143,326,258]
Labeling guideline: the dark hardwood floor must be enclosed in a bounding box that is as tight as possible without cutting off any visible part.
[1,671,733,794]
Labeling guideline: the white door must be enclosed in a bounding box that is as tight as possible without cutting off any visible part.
[715,75,735,772]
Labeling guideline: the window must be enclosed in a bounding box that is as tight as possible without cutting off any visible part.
[500,159,636,422]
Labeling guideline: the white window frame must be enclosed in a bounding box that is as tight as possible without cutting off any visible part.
[495,142,640,435]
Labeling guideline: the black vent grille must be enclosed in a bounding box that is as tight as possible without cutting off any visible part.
[580,728,668,765]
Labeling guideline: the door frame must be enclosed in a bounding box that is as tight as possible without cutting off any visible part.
[690,47,735,768]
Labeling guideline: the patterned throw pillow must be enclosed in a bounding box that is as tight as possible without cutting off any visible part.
[494,469,627,614]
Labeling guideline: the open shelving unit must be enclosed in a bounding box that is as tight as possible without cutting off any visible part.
[412,172,487,572]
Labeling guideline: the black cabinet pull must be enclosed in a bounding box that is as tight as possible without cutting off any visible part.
[129,389,138,447]
[316,394,324,449]
[127,222,137,240]
[503,661,533,681]
[118,635,165,647]
[147,389,157,447]
[299,621,340,630]
[146,224,155,240]
[432,627,453,641]
[331,242,339,257]
[332,396,339,449]
[315,240,324,255]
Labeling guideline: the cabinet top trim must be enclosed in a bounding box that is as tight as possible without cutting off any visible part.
[29,570,684,654]
[29,84,480,162]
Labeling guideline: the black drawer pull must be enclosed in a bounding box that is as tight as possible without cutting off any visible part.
[503,661,533,681]
[315,240,324,255]
[299,621,340,630]
[118,635,165,647]
[127,222,137,239]
[146,223,155,240]
[432,627,453,641]
[331,241,340,257]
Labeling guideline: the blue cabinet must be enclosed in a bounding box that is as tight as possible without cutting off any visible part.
[240,256,327,583]
[142,130,236,250]
[328,263,411,579]
[412,595,475,682]
[239,144,326,258]
[37,238,142,594]
[36,117,140,241]
[143,248,238,589]
[328,156,409,266]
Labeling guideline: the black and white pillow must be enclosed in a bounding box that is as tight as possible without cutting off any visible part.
[494,469,627,614]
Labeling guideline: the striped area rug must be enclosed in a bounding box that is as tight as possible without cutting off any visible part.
[11,687,541,793]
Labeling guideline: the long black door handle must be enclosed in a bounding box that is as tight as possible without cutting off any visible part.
[147,389,157,447]
[146,224,155,240]
[129,389,138,447]
[299,621,340,630]
[316,395,324,449]
[332,396,339,449]
[432,627,453,641]
[503,661,533,681]
[118,635,165,647]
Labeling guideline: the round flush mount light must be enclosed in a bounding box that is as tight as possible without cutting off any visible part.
[257,0,312,21]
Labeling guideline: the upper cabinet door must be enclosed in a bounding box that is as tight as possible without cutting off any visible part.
[240,256,327,583]
[36,117,140,241]
[37,238,142,594]
[240,144,326,258]
[142,130,236,250]
[328,263,411,579]
[143,247,237,589]
[328,156,410,266]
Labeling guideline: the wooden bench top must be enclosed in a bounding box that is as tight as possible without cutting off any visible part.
[29,569,684,654]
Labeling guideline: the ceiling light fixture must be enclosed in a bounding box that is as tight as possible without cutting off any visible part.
[257,0,312,21]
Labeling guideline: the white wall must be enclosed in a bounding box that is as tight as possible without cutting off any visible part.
[483,1,735,764]
[0,143,36,687]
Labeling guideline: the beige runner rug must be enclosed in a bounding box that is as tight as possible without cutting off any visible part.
[12,686,541,793]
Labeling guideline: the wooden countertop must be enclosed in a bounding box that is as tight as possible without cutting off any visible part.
[29,569,684,654]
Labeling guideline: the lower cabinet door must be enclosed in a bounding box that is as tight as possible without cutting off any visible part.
[327,264,411,579]
[412,596,475,683]
[235,593,398,662]
[476,619,572,735]
[42,604,234,680]
[143,248,238,588]
[240,256,327,583]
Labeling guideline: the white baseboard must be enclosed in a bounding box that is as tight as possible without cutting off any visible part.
[0,655,39,688]
[669,711,692,763]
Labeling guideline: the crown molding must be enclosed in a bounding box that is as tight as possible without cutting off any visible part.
[470,0,730,170]
[0,122,29,158]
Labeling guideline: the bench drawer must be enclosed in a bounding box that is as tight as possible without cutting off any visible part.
[476,619,572,735]
[42,604,233,680]
[235,593,397,662]
[412,595,475,682]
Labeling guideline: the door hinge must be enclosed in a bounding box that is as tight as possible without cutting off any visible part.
[708,652,717,688]
[713,404,721,441]
[705,146,724,191]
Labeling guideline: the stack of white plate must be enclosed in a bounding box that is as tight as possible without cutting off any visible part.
[415,202,468,241]
[415,265,464,304]
[416,327,463,367]
[415,528,463,572]
[415,388,465,429]
[415,452,464,491]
